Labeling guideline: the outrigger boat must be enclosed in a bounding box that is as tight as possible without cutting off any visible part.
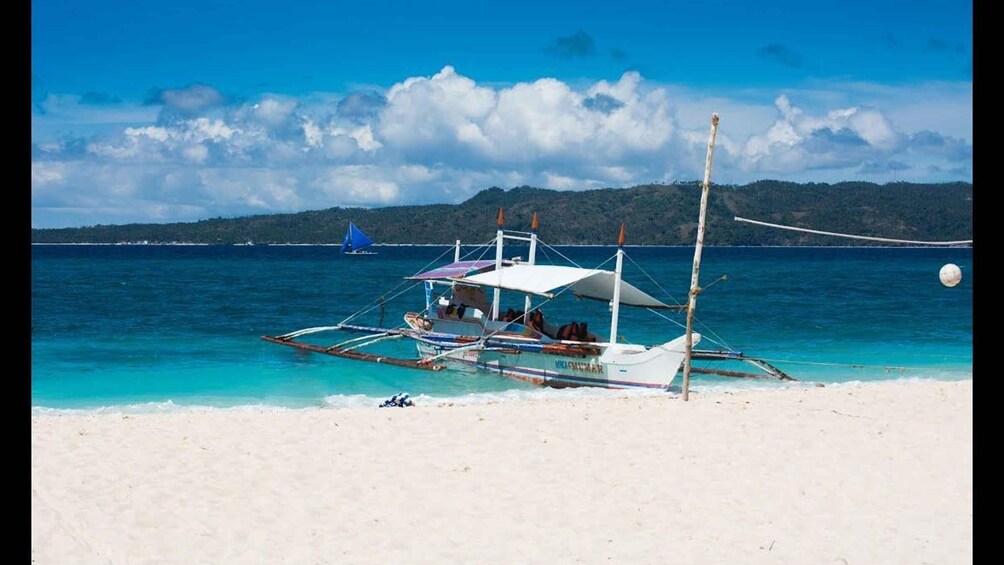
[262,210,792,389]
[263,114,793,391]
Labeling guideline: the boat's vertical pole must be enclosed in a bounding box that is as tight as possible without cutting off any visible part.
[682,113,720,402]
[492,207,504,321]
[609,224,626,345]
[524,212,538,316]
[444,239,461,311]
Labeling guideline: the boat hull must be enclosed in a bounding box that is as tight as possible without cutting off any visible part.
[414,334,693,390]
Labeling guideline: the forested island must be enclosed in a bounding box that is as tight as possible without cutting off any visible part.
[31,180,973,246]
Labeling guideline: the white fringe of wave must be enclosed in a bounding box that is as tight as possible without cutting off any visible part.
[31,374,970,416]
[31,399,302,417]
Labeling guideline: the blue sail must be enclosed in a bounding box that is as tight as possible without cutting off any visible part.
[342,223,374,253]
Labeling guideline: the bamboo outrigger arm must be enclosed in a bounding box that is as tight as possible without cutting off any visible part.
[262,326,446,371]
[689,349,795,381]
[276,325,344,340]
[417,341,486,365]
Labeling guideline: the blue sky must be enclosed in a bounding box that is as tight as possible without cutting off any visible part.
[32,0,973,228]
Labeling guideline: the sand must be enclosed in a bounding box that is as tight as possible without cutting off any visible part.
[32,379,972,564]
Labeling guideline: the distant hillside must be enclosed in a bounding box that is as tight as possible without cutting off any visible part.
[31,181,973,246]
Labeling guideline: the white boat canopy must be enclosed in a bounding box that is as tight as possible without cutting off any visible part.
[455,264,676,309]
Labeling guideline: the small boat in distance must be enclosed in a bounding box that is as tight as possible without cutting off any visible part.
[341,223,377,255]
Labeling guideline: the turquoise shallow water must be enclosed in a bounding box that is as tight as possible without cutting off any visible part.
[31,244,972,410]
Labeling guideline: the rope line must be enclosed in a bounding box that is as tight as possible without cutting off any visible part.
[538,241,583,268]
[735,216,973,246]
[750,356,973,373]
[623,252,683,306]
[644,307,730,351]
[694,313,738,353]
[618,249,738,352]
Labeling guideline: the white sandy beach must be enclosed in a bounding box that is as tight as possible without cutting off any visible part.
[32,379,972,564]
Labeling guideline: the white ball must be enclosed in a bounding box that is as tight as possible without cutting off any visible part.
[939,263,962,287]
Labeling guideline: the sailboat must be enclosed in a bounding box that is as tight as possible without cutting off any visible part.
[341,223,377,255]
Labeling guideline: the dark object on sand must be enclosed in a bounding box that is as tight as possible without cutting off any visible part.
[379,393,414,408]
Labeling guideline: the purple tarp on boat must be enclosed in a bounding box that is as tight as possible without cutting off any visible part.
[406,260,498,280]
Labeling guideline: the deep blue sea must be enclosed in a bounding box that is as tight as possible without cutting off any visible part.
[31,244,972,411]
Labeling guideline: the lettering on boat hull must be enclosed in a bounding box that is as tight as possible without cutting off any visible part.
[554,360,605,374]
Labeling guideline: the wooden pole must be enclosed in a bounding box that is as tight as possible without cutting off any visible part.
[682,114,720,402]
[609,224,626,345]
[492,207,504,320]
[524,212,539,316]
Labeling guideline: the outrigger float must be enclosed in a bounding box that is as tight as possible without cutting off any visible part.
[263,114,795,394]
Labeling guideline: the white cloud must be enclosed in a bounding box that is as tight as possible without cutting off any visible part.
[735,95,922,174]
[312,166,400,204]
[253,97,298,126]
[323,134,360,159]
[182,144,209,164]
[371,67,676,168]
[31,94,160,136]
[543,172,583,189]
[148,84,226,114]
[31,67,972,227]
[302,120,324,148]
[799,80,973,143]
[350,125,382,152]
[31,162,64,185]
[379,65,497,154]
[126,126,171,143]
[848,109,898,149]
[325,125,383,153]
[184,118,238,143]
